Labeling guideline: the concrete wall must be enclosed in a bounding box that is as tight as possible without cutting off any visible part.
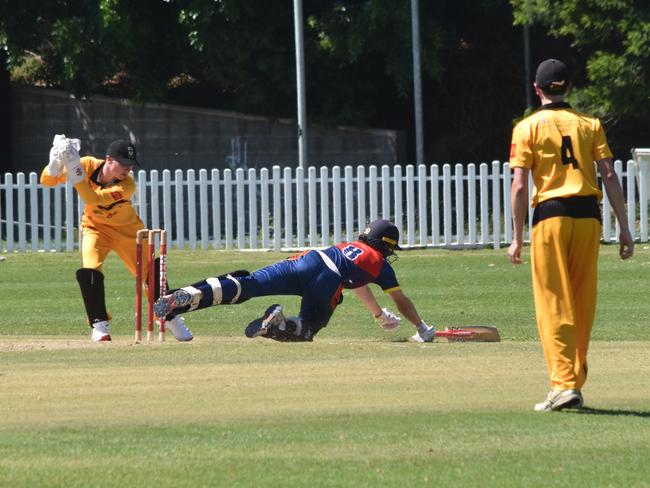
[10,85,405,174]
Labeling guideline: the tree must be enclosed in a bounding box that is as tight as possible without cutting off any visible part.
[511,0,650,153]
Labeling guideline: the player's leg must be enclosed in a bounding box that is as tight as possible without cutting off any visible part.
[568,218,601,391]
[531,217,579,391]
[246,267,343,341]
[155,253,315,318]
[79,228,112,341]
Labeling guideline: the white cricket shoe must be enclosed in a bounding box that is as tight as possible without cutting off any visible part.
[409,325,436,343]
[91,320,111,342]
[534,389,583,412]
[164,315,193,342]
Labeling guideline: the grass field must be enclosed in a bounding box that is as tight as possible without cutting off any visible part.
[1,245,649,487]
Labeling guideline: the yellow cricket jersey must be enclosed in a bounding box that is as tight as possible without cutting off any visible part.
[509,102,612,207]
[40,157,142,227]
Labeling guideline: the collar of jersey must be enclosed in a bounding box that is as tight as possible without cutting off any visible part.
[538,101,572,111]
[91,162,121,189]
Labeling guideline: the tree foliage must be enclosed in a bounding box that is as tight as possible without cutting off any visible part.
[1,0,647,161]
[511,0,650,121]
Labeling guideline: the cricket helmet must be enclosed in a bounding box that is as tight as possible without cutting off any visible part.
[359,219,402,257]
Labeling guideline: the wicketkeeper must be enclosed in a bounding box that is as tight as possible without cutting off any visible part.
[40,135,193,342]
[154,219,435,342]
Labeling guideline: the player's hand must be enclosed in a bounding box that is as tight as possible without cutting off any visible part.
[375,308,401,331]
[619,229,634,260]
[508,240,523,264]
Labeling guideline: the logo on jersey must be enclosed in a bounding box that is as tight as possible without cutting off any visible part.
[110,191,123,201]
[509,144,516,159]
[342,245,364,260]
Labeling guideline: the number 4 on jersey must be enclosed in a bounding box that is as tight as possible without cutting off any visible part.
[561,135,579,169]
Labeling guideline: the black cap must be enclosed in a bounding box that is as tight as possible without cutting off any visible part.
[106,140,140,167]
[535,59,570,94]
[361,219,402,253]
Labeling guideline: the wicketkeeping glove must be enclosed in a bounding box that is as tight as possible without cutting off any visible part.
[60,137,84,184]
[375,308,401,331]
[46,134,68,176]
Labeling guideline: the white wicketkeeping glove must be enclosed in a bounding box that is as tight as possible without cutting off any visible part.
[375,308,401,331]
[60,137,84,184]
[46,134,68,176]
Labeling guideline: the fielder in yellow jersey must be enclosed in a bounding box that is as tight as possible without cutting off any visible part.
[40,138,192,342]
[508,59,634,412]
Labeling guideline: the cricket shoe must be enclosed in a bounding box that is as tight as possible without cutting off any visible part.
[91,320,111,342]
[163,315,193,342]
[409,325,436,343]
[154,289,193,318]
[245,304,285,338]
[534,389,583,412]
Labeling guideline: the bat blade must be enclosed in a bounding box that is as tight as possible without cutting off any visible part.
[435,326,500,342]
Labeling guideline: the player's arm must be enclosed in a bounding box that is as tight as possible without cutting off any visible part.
[508,166,529,264]
[354,285,401,331]
[40,166,67,187]
[386,288,422,326]
[596,157,634,260]
[74,176,135,206]
[353,285,382,316]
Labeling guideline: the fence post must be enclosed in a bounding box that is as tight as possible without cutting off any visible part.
[454,164,464,246]
[4,173,14,252]
[357,165,366,232]
[418,164,427,246]
[406,164,415,247]
[295,167,305,247]
[199,169,209,250]
[442,164,452,247]
[187,169,197,250]
[491,161,501,249]
[344,165,354,242]
[430,164,439,246]
[248,168,258,250]
[394,165,403,246]
[320,166,329,247]
[332,166,342,245]
[29,172,39,252]
[272,166,282,251]
[284,166,294,249]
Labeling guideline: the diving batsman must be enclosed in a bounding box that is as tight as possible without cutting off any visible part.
[154,219,435,342]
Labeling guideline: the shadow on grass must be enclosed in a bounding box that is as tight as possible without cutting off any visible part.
[569,407,650,419]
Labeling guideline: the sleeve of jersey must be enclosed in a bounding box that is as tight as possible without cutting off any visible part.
[592,119,613,161]
[39,166,67,187]
[509,122,534,169]
[375,263,400,293]
[74,168,136,206]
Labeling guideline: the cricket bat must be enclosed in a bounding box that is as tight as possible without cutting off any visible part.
[435,326,500,342]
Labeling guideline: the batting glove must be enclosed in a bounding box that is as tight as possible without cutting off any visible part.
[374,308,401,331]
[410,321,436,342]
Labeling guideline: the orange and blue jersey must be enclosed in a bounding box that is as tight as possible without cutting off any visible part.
[323,240,399,291]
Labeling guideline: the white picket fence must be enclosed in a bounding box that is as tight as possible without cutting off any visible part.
[1,161,647,253]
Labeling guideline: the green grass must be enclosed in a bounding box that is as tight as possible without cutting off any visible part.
[0,245,649,487]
